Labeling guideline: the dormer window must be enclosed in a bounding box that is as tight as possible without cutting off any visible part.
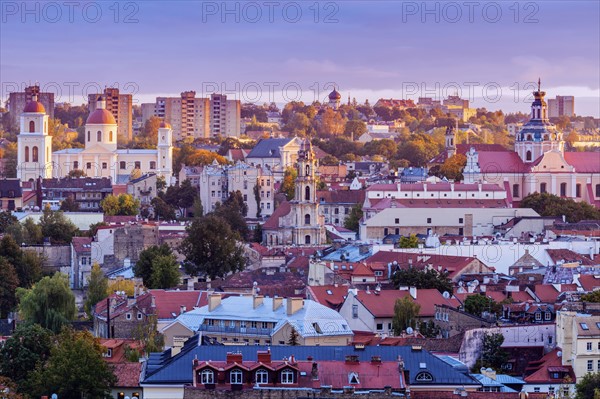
[256,369,268,384]
[415,371,434,382]
[280,369,294,384]
[230,369,243,384]
[348,372,360,385]
[201,369,214,384]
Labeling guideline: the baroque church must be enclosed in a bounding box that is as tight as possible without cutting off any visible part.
[17,96,174,184]
[262,139,326,246]
[438,81,600,208]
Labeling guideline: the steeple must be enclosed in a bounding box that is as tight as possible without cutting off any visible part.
[445,123,457,157]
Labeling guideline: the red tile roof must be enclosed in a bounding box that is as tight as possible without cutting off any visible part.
[524,349,575,384]
[546,249,596,266]
[112,362,142,387]
[307,285,349,310]
[262,201,291,230]
[579,274,600,291]
[353,289,459,317]
[564,152,600,173]
[72,236,92,254]
[534,285,560,303]
[317,189,365,204]
[150,290,208,319]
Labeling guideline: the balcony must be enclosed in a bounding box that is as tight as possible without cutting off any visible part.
[198,325,272,336]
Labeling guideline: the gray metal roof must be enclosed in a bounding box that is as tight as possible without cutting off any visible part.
[246,138,293,159]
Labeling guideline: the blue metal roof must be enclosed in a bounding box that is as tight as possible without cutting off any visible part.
[246,138,293,159]
[142,337,479,387]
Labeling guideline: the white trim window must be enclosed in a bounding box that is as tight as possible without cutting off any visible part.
[256,369,268,384]
[230,369,243,384]
[280,369,294,384]
[201,369,214,384]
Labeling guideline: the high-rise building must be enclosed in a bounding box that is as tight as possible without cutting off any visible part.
[8,85,54,128]
[548,95,575,118]
[88,88,133,142]
[210,93,241,138]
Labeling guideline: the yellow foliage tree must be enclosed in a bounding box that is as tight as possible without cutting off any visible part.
[107,279,135,297]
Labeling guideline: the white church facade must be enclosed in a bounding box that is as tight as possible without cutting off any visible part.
[17,96,174,184]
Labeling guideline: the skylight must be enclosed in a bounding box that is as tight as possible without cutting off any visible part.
[581,323,589,330]
[326,290,333,295]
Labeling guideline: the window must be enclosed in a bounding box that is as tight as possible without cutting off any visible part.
[102,162,107,169]
[459,218,463,223]
[576,184,581,198]
[73,161,79,169]
[544,312,551,320]
[134,161,141,169]
[24,146,30,162]
[280,370,294,384]
[304,214,311,225]
[126,313,132,320]
[305,235,311,244]
[534,387,540,393]
[87,131,91,142]
[587,342,593,351]
[560,183,567,197]
[97,131,102,142]
[395,218,399,224]
[512,184,520,198]
[120,161,126,169]
[32,146,39,162]
[526,150,532,161]
[376,323,383,331]
[426,217,432,224]
[261,322,268,329]
[415,372,433,382]
[535,312,542,321]
[86,162,92,169]
[587,360,593,371]
[230,369,243,384]
[256,369,268,384]
[305,186,310,201]
[201,369,214,384]
[150,161,156,169]
[596,184,600,198]
[352,304,358,318]
[540,182,547,193]
[348,372,360,384]
[109,131,113,142]
[103,348,112,358]
[29,120,35,132]
[137,313,142,320]
[581,323,589,330]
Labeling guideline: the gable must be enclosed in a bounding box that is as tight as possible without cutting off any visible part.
[531,150,574,173]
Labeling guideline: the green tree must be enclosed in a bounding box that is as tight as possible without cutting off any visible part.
[164,179,197,217]
[0,257,19,318]
[463,294,498,318]
[520,192,600,222]
[0,211,17,233]
[100,193,140,216]
[134,244,180,289]
[22,217,43,244]
[27,329,116,399]
[398,234,419,248]
[280,167,297,201]
[581,291,600,303]
[0,376,24,399]
[60,195,80,212]
[392,268,453,293]
[151,196,176,221]
[575,371,600,399]
[16,273,76,333]
[344,120,367,140]
[320,154,340,166]
[213,191,249,240]
[84,263,108,318]
[287,326,300,346]
[66,169,86,178]
[39,206,79,244]
[133,315,164,355]
[419,320,441,338]
[0,235,42,288]
[392,296,421,335]
[344,204,363,232]
[473,332,509,372]
[0,323,53,391]
[180,215,247,279]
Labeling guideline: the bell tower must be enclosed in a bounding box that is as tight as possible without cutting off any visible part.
[17,95,53,181]
[157,121,174,185]
[445,124,457,158]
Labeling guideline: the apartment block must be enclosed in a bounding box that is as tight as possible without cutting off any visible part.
[88,88,133,142]
[7,85,55,127]
[548,96,575,118]
[210,93,241,138]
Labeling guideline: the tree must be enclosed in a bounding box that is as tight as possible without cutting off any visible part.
[473,332,509,372]
[392,268,453,293]
[180,215,247,279]
[0,323,53,395]
[280,167,297,201]
[100,193,140,216]
[464,294,499,318]
[151,196,176,221]
[0,211,17,233]
[107,278,135,297]
[0,236,42,288]
[581,291,600,303]
[60,195,80,212]
[419,320,441,338]
[66,169,86,178]
[84,263,108,317]
[133,315,164,355]
[27,329,116,399]
[0,258,19,318]
[134,244,180,289]
[16,273,76,333]
[520,192,600,222]
[437,153,467,181]
[22,217,43,244]
[0,376,25,399]
[575,371,600,399]
[398,234,419,248]
[392,296,420,335]
[317,108,346,137]
[287,326,300,345]
[344,120,367,140]
[344,204,363,232]
[39,206,79,244]
[213,191,249,240]
[164,179,197,217]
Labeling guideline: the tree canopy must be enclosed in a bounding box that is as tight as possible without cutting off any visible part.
[392,267,453,293]
[84,263,108,318]
[100,193,140,216]
[473,332,509,372]
[39,207,79,244]
[134,244,180,289]
[392,296,420,335]
[575,371,600,399]
[343,204,363,232]
[520,192,600,222]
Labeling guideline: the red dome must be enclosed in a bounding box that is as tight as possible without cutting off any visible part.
[86,109,117,125]
[160,121,171,129]
[23,100,46,113]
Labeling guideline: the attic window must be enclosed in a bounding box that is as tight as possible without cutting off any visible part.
[419,362,426,369]
[348,372,360,384]
[326,290,333,295]
[415,371,433,382]
[313,322,322,334]
[581,323,589,330]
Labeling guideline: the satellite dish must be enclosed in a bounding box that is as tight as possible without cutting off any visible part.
[406,327,414,334]
[442,291,450,299]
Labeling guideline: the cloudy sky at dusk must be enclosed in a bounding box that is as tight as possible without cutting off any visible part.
[2,1,599,115]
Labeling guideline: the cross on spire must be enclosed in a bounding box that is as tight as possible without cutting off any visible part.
[537,78,541,92]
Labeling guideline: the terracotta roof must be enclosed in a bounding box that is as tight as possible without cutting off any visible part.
[112,362,142,387]
[367,197,508,209]
[579,274,600,291]
[546,249,596,266]
[262,201,291,230]
[534,285,560,303]
[150,290,208,319]
[352,288,460,318]
[307,285,349,310]
[524,349,575,383]
[564,152,600,173]
[104,215,137,224]
[72,236,93,254]
[87,108,117,125]
[317,189,365,204]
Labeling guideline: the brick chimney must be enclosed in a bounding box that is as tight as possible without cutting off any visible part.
[273,296,283,311]
[286,297,304,315]
[257,350,271,364]
[226,352,243,363]
[253,295,264,309]
[208,293,222,312]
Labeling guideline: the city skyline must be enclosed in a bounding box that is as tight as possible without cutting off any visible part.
[1,1,599,116]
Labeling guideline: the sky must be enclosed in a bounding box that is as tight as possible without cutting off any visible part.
[1,1,599,116]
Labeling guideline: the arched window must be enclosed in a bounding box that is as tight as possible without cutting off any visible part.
[280,369,294,384]
[73,161,79,169]
[304,214,311,225]
[560,183,567,197]
[305,186,310,201]
[304,235,311,245]
[256,370,268,384]
[29,120,35,132]
[87,131,91,142]
[25,146,30,162]
[109,131,113,142]
[526,150,532,161]
[415,372,434,382]
[230,369,243,384]
[305,165,310,176]
[97,131,102,142]
[200,369,214,384]
[32,146,39,162]
[540,183,547,194]
[120,161,126,170]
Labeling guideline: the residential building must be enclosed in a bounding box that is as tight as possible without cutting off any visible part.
[41,177,113,211]
[161,294,353,348]
[7,85,54,127]
[71,236,93,288]
[523,349,576,396]
[443,95,470,108]
[88,88,133,142]
[127,173,159,206]
[0,178,23,210]
[245,137,303,176]
[317,189,365,226]
[210,93,241,137]
[556,311,600,380]
[155,92,210,141]
[507,123,524,136]
[548,96,575,118]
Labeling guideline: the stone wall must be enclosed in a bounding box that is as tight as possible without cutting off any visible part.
[22,245,71,273]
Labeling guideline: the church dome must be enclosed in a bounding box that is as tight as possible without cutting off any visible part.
[160,121,171,129]
[328,89,341,100]
[87,108,117,125]
[23,99,45,113]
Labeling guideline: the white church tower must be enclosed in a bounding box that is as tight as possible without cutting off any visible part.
[462,147,482,183]
[17,96,53,181]
[157,121,174,185]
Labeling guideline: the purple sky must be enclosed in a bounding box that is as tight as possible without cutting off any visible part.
[2,1,599,115]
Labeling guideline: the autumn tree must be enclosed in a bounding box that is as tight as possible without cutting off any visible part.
[66,169,86,178]
[344,120,367,140]
[107,279,136,297]
[437,153,467,181]
[133,315,164,355]
[344,204,363,232]
[84,263,108,318]
[398,234,419,248]
[280,167,297,201]
[134,244,180,289]
[100,193,140,216]
[180,215,247,279]
[317,108,346,137]
[392,296,421,335]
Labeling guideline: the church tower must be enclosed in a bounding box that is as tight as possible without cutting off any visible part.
[157,121,174,185]
[515,79,564,163]
[291,139,325,245]
[462,147,482,183]
[17,96,53,181]
[328,89,341,110]
[445,125,457,158]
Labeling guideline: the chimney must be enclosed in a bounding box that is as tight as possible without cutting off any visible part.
[208,293,222,312]
[409,286,417,299]
[286,297,304,315]
[253,295,264,309]
[226,352,243,364]
[257,350,271,364]
[273,296,283,311]
[180,305,187,314]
